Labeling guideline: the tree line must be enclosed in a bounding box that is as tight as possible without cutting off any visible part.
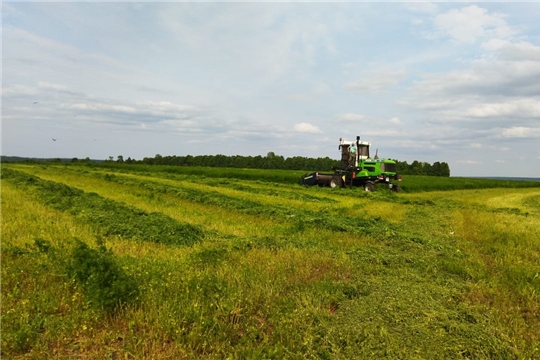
[394,160,450,177]
[108,153,450,177]
[1,154,450,177]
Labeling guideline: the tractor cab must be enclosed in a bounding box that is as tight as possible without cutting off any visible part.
[338,137,370,167]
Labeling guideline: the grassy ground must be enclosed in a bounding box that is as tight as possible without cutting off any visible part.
[2,164,539,358]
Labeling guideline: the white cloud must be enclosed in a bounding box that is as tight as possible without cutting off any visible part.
[336,113,365,122]
[37,82,83,96]
[465,99,540,119]
[404,3,438,14]
[68,103,138,114]
[498,127,540,139]
[433,5,516,44]
[401,61,540,124]
[293,122,322,134]
[38,82,71,92]
[287,94,314,103]
[2,85,38,97]
[482,40,540,61]
[62,99,202,123]
[456,160,480,165]
[157,3,347,84]
[143,101,199,113]
[2,25,165,107]
[390,117,401,125]
[357,128,407,139]
[345,69,406,92]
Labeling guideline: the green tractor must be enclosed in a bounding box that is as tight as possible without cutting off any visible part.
[301,136,402,192]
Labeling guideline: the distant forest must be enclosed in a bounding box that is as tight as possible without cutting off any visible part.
[2,153,451,176]
[114,153,451,177]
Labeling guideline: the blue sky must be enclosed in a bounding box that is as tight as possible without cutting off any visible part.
[2,2,540,177]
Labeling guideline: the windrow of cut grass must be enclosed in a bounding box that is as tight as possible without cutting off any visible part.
[62,164,342,206]
[65,165,480,228]
[1,182,139,355]
[74,162,540,192]
[26,164,436,224]
[14,165,539,265]
[2,163,539,358]
[17,165,298,242]
[79,162,306,184]
[17,165,417,244]
[1,168,204,246]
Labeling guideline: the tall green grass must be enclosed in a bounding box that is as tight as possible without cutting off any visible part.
[400,175,540,192]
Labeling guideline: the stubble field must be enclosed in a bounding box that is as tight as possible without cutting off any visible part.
[2,163,539,359]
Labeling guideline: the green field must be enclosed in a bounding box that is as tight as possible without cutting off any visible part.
[2,163,540,358]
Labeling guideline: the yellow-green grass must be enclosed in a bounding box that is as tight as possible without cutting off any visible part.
[1,182,96,248]
[114,167,409,225]
[404,188,540,353]
[10,165,396,247]
[14,164,410,225]
[455,208,540,353]
[1,182,128,357]
[0,180,359,357]
[9,165,290,240]
[2,163,539,358]
[16,164,344,210]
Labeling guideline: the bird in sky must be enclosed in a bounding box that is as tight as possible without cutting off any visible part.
[33,101,39,104]
[52,138,57,141]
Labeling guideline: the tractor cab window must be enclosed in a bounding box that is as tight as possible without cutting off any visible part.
[358,145,370,158]
[340,144,351,167]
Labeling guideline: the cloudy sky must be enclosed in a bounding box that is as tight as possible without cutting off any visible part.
[2,2,540,177]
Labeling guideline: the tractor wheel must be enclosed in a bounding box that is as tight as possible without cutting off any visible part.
[330,176,343,188]
[364,181,375,192]
[392,184,401,192]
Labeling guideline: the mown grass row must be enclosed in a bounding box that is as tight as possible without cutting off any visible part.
[26,166,418,244]
[69,164,534,224]
[72,165,440,207]
[35,164,443,222]
[1,179,402,358]
[79,162,305,184]
[2,164,539,358]
[13,165,540,296]
[73,162,540,192]
[1,168,203,246]
[1,182,147,355]
[12,165,538,266]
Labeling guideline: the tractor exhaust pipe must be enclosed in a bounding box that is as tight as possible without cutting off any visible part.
[356,136,360,165]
